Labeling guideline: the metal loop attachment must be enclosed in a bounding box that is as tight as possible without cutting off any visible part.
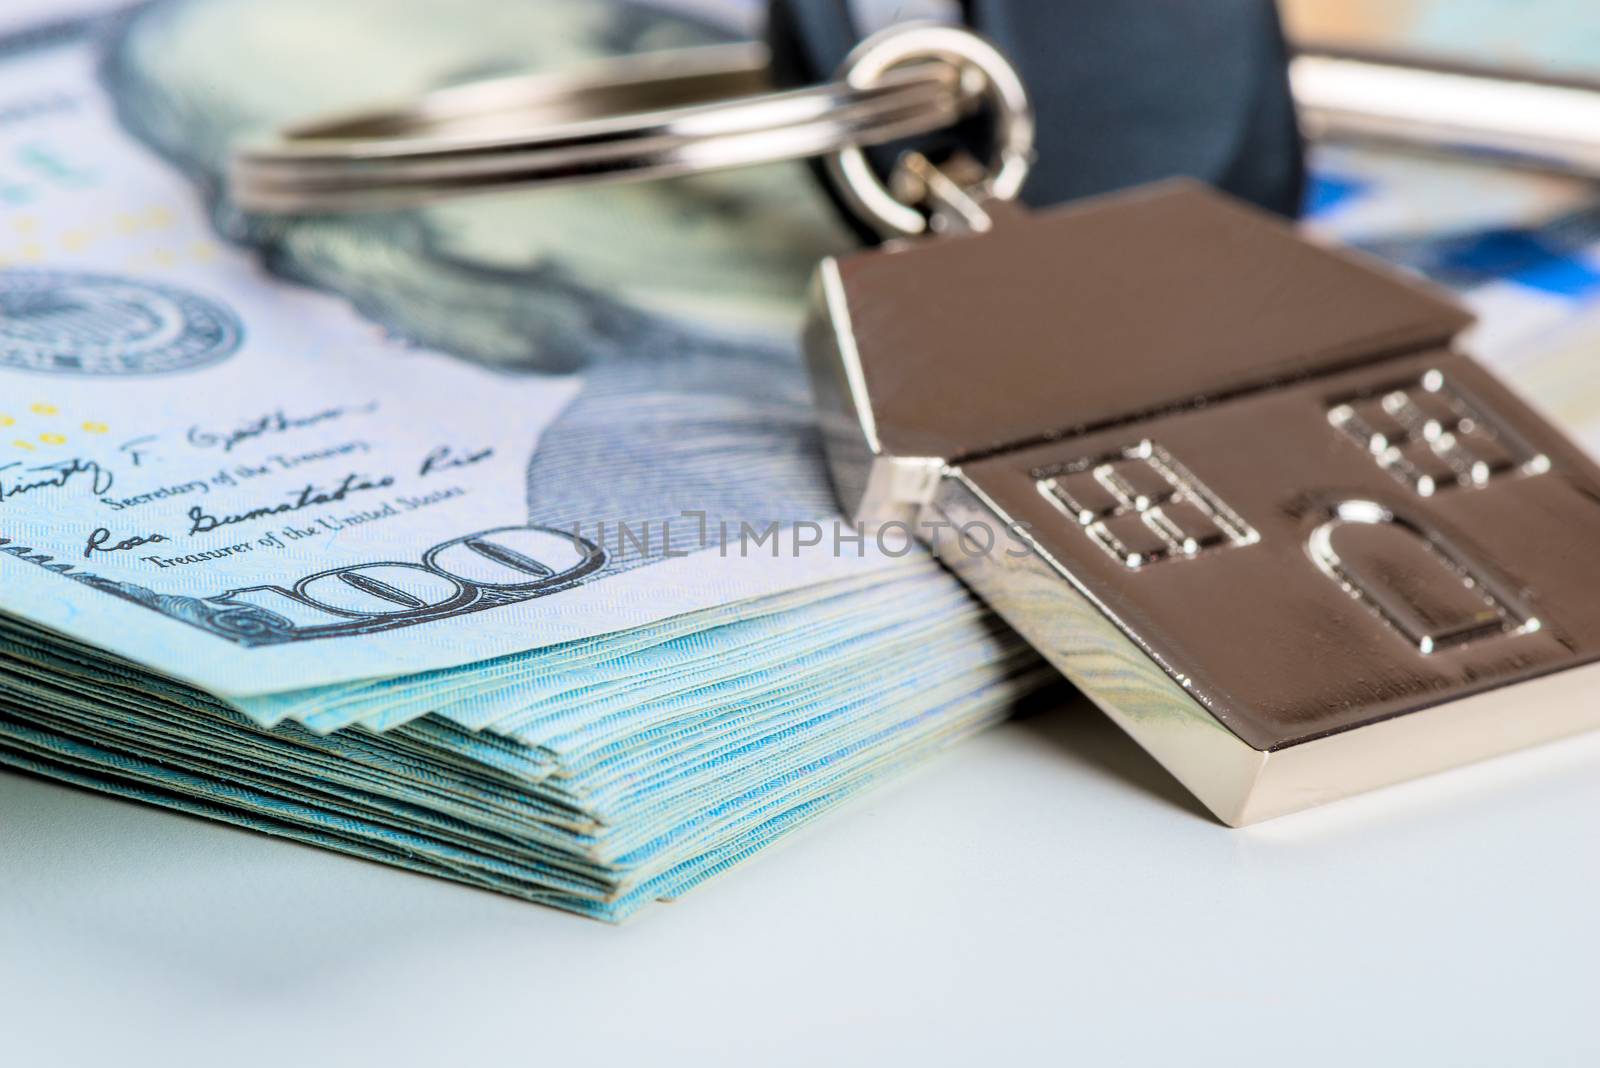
[826,24,1035,238]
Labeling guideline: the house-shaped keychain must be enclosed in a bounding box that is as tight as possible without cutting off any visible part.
[805,180,1600,825]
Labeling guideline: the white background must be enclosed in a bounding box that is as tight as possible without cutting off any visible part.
[5,693,1598,1067]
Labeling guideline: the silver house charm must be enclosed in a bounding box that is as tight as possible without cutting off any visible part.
[804,180,1600,824]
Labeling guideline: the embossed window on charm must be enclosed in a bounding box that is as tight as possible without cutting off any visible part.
[1327,369,1551,497]
[1035,442,1258,569]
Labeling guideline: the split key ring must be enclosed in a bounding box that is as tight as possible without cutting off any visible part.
[230,23,1036,238]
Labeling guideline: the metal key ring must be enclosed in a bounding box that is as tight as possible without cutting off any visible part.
[229,23,1034,231]
[231,40,963,212]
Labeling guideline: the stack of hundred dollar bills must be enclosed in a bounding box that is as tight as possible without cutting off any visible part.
[4,0,1600,920]
[0,0,1056,920]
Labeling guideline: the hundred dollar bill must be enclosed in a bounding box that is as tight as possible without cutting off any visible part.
[0,0,1054,922]
[0,6,908,699]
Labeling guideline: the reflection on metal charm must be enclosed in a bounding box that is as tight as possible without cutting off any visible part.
[804,180,1600,825]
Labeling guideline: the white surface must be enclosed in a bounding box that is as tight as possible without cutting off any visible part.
[4,696,1599,1067]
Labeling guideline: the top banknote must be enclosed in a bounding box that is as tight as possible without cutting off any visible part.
[0,16,898,697]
